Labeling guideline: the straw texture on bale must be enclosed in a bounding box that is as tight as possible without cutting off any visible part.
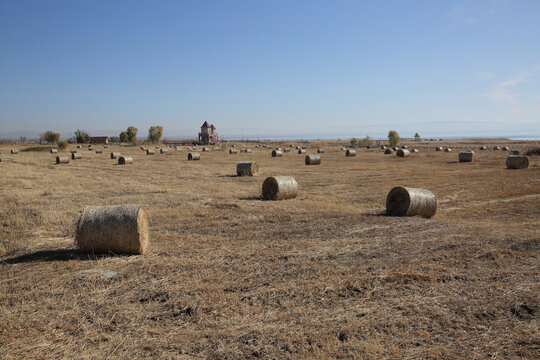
[411,149,419,153]
[283,148,291,153]
[160,148,168,154]
[240,148,252,153]
[506,155,529,169]
[317,149,325,153]
[10,149,18,154]
[229,149,238,154]
[88,147,93,151]
[188,152,200,160]
[118,156,133,165]
[493,146,501,150]
[262,176,298,200]
[502,146,509,151]
[384,148,393,155]
[95,149,103,154]
[436,147,443,151]
[202,147,210,152]
[459,151,474,162]
[298,149,306,154]
[111,152,121,159]
[444,148,452,152]
[146,149,155,155]
[50,149,58,154]
[56,156,69,164]
[346,149,356,157]
[386,186,437,218]
[396,149,409,157]
[272,150,283,157]
[71,153,82,160]
[236,162,258,176]
[75,204,149,255]
[305,155,321,165]
[480,146,487,150]
[509,150,520,155]
[401,145,408,149]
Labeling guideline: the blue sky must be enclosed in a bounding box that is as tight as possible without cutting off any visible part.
[1,0,539,139]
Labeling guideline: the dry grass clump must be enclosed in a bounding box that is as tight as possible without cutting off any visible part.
[75,204,148,255]
[525,146,540,156]
[386,186,437,218]
[262,176,298,200]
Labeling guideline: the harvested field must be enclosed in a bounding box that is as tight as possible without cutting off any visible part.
[0,140,539,359]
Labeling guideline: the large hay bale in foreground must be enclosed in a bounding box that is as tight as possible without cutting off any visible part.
[262,176,298,200]
[506,155,529,169]
[71,153,82,160]
[188,152,200,160]
[317,148,325,153]
[459,151,474,162]
[118,156,133,165]
[56,156,69,164]
[237,162,258,176]
[229,149,238,154]
[50,149,58,154]
[272,150,283,157]
[346,149,356,157]
[386,186,437,218]
[396,149,409,157]
[146,149,155,155]
[75,204,149,255]
[298,149,306,154]
[305,155,321,165]
[111,152,121,159]
[384,148,393,155]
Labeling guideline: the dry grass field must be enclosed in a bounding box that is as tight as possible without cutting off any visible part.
[1,139,539,359]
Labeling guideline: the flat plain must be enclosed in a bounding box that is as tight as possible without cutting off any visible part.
[1,139,539,359]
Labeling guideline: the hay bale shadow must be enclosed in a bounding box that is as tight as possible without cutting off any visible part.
[2,249,113,264]
[239,195,263,201]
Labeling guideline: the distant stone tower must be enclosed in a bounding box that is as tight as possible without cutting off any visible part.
[198,121,218,145]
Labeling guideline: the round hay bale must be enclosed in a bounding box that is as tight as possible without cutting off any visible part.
[392,147,398,151]
[71,153,82,160]
[229,149,238,154]
[459,151,474,162]
[317,148,325,153]
[77,145,81,148]
[202,147,210,152]
[272,150,283,157]
[506,155,529,169]
[262,176,298,200]
[88,147,93,151]
[384,148,393,155]
[366,145,371,149]
[75,204,148,255]
[509,150,520,155]
[95,149,103,154]
[104,145,108,148]
[396,149,410,157]
[296,146,300,150]
[301,145,307,149]
[111,152,121,159]
[140,146,145,150]
[188,152,200,161]
[231,144,236,148]
[146,149,155,155]
[298,149,306,154]
[386,186,437,218]
[493,146,501,150]
[444,148,452,152]
[381,145,387,149]
[70,149,78,154]
[346,149,356,157]
[56,156,69,164]
[50,149,58,154]
[501,146,509,151]
[480,146,487,150]
[283,148,291,153]
[175,146,182,152]
[155,145,160,149]
[118,156,133,165]
[237,162,258,176]
[411,149,419,153]
[401,145,408,149]
[10,149,18,154]
[341,147,347,151]
[436,147,443,151]
[160,148,169,154]
[275,147,282,151]
[305,155,321,165]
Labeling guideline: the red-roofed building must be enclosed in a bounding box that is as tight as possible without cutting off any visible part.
[198,122,218,145]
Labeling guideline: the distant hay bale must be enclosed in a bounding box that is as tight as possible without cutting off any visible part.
[77,145,81,148]
[392,147,398,151]
[301,145,307,149]
[386,186,437,218]
[88,147,93,151]
[118,156,133,165]
[480,146,487,150]
[501,146,509,151]
[202,147,210,152]
[103,145,108,148]
[272,150,283,157]
[384,148,393,155]
[175,146,182,152]
[459,151,474,162]
[237,162,258,176]
[95,149,103,154]
[396,149,409,157]
[493,146,501,150]
[72,153,82,160]
[155,145,160,149]
[56,156,69,164]
[111,152,121,159]
[296,146,300,149]
[509,150,520,155]
[229,149,238,154]
[275,147,282,151]
[283,148,291,153]
[346,149,356,157]
[444,148,452,152]
[160,148,169,154]
[411,149,419,153]
[290,144,294,147]
[401,145,408,149]
[70,149,78,154]
[145,149,155,155]
[366,145,371,149]
[262,176,298,200]
[298,149,306,154]
[188,152,200,160]
[140,146,145,150]
[317,148,325,153]
[231,144,236,148]
[436,147,443,151]
[75,204,149,255]
[305,155,321,165]
[10,149,18,154]
[381,145,387,149]
[341,147,347,151]
[50,149,58,154]
[506,155,529,169]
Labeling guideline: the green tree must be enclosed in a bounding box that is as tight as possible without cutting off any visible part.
[361,135,372,145]
[148,126,163,144]
[414,132,421,141]
[41,131,61,144]
[388,130,401,146]
[58,140,68,150]
[74,129,91,143]
[126,126,138,144]
[350,138,359,147]
[119,131,129,143]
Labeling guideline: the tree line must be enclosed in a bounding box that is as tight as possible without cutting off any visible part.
[39,126,165,145]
